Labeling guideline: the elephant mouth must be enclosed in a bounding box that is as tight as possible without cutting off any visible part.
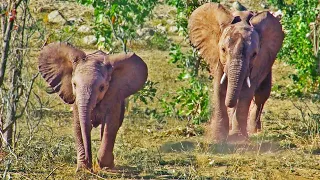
[220,72,251,88]
[91,103,103,128]
[220,63,252,108]
[92,117,101,127]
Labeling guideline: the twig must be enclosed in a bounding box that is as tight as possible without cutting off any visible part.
[45,164,65,179]
[2,159,11,180]
[291,100,306,122]
[15,72,39,119]
[0,71,38,133]
[41,36,49,49]
[0,130,17,160]
[107,16,127,53]
[0,2,8,37]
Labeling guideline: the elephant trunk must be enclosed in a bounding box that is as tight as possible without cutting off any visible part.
[77,94,94,168]
[225,58,248,108]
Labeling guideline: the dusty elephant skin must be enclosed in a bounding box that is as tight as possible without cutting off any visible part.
[188,3,284,142]
[38,42,148,170]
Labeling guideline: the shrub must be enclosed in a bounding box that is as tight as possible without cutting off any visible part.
[268,0,319,97]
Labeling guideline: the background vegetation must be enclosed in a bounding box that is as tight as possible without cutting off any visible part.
[268,0,320,98]
[0,0,319,179]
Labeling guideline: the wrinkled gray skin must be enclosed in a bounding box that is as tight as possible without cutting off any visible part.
[215,23,268,141]
[39,42,148,170]
[72,58,115,170]
[188,3,284,142]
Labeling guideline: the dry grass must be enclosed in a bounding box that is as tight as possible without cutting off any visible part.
[1,0,320,179]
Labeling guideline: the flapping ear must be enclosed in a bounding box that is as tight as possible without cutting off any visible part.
[38,42,86,104]
[250,12,284,66]
[104,52,148,101]
[188,3,234,70]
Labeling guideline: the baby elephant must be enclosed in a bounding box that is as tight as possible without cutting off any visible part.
[38,42,148,170]
[188,3,284,142]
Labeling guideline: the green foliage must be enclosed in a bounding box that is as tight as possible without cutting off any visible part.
[133,80,158,105]
[160,1,214,124]
[147,31,170,51]
[77,0,158,52]
[166,0,219,36]
[268,0,319,97]
[161,44,210,124]
[49,25,77,43]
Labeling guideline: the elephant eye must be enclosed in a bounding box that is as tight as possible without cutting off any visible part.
[222,47,226,53]
[73,83,76,89]
[251,52,257,59]
[99,85,104,92]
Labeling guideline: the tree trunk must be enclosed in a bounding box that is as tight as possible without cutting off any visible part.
[1,0,25,147]
[2,66,19,147]
[0,1,23,87]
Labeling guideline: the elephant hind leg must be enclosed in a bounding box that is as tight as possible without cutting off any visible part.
[248,72,272,134]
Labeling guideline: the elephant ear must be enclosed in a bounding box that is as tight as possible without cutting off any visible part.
[38,42,86,104]
[188,3,234,70]
[250,12,284,66]
[105,52,148,101]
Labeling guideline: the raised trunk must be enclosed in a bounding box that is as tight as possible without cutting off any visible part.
[77,101,92,168]
[225,58,248,108]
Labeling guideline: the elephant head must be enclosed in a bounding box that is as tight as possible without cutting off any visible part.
[188,3,284,108]
[38,42,148,169]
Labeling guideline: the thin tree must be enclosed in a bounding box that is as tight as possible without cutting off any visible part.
[0,0,38,147]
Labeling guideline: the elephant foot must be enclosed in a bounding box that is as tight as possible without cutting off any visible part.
[227,132,249,142]
[247,128,262,136]
[205,124,228,143]
[205,132,228,143]
[76,162,93,172]
[97,153,115,169]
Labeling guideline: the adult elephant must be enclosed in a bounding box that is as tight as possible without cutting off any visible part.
[38,42,148,170]
[188,3,284,142]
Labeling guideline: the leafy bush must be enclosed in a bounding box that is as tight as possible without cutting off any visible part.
[268,0,319,97]
[132,80,158,105]
[160,1,215,124]
[166,0,219,36]
[147,31,171,51]
[77,0,158,52]
[161,44,210,124]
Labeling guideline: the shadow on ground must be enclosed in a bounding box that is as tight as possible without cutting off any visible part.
[159,140,282,154]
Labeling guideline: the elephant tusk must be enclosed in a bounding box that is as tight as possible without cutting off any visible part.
[220,73,227,84]
[246,77,251,88]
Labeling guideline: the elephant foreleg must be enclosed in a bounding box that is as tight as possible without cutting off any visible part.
[208,65,229,142]
[227,107,236,130]
[228,88,254,141]
[248,72,271,134]
[97,100,124,169]
[73,105,91,170]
